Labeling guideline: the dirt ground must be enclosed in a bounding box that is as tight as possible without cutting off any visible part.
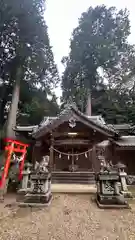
[0,194,135,240]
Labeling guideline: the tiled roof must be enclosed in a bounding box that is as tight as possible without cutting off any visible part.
[39,115,106,128]
[113,136,135,147]
[114,124,131,130]
[86,115,106,124]
[107,124,132,131]
[96,140,110,147]
[14,125,38,132]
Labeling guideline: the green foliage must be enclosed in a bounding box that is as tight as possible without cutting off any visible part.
[0,0,59,127]
[0,0,58,84]
[61,5,135,123]
[18,85,59,125]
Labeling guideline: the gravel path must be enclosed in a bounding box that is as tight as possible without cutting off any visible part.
[0,194,135,240]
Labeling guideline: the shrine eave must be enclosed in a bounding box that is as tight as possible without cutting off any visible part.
[14,125,38,132]
[112,136,135,147]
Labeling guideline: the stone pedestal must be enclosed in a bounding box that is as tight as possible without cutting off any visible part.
[96,170,129,209]
[19,172,52,207]
[17,188,31,202]
[0,178,9,202]
[115,163,132,199]
[17,164,31,202]
[119,172,132,199]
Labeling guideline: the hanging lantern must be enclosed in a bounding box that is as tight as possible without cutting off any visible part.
[59,153,61,159]
[76,155,78,161]
[68,154,70,160]
[85,152,88,158]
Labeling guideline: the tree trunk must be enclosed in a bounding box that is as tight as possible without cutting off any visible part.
[6,67,22,139]
[86,91,92,116]
[0,84,11,127]
[1,66,22,197]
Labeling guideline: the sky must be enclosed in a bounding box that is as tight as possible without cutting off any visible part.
[45,0,135,100]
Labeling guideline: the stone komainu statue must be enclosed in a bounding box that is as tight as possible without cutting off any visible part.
[35,156,49,173]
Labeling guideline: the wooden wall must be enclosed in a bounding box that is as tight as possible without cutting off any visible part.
[113,149,135,174]
[105,144,135,175]
[32,139,135,175]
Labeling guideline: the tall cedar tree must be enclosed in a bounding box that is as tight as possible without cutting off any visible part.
[0,0,59,132]
[61,5,135,123]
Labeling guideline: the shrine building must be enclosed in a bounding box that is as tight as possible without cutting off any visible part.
[14,103,135,183]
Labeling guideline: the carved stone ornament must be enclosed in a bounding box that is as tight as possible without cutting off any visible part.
[69,117,76,128]
[104,181,115,194]
[126,175,135,185]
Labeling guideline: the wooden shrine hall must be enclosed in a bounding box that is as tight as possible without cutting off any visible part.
[13,102,135,183]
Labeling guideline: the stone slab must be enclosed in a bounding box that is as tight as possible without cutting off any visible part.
[16,188,31,202]
[18,195,52,208]
[96,198,130,209]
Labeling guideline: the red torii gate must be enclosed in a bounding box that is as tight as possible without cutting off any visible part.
[0,138,29,188]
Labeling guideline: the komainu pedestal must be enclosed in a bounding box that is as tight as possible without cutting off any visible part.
[96,170,130,209]
[19,172,52,207]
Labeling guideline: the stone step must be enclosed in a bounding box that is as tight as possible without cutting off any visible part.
[52,172,95,184]
[52,180,95,184]
[52,172,95,176]
[52,176,95,179]
[52,179,95,181]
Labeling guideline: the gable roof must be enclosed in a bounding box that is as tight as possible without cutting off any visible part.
[32,103,119,139]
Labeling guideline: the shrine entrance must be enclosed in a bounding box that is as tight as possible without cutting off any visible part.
[46,118,110,174]
[52,145,93,172]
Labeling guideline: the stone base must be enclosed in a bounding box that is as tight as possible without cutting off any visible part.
[121,191,133,199]
[18,187,52,207]
[17,188,31,202]
[96,193,130,209]
[18,194,52,207]
[96,198,130,209]
[25,191,52,203]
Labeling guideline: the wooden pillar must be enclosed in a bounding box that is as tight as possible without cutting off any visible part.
[32,145,36,166]
[91,146,100,173]
[49,135,54,172]
[71,147,74,172]
[88,149,93,171]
